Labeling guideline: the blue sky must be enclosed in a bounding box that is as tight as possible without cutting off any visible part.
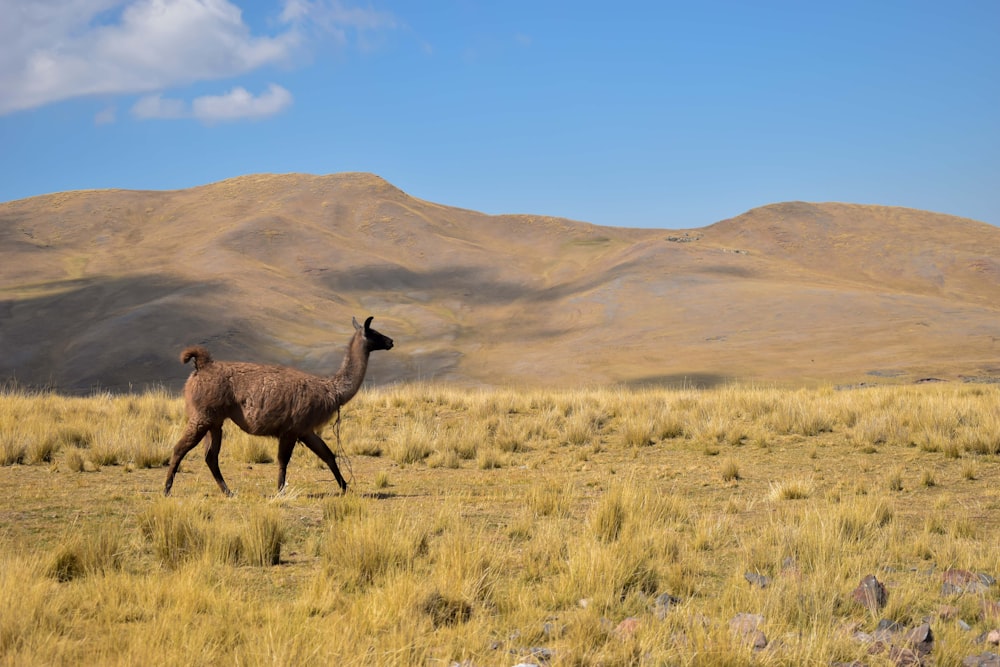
[1,1,998,229]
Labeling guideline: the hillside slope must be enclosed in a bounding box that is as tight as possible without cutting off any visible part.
[1,173,998,392]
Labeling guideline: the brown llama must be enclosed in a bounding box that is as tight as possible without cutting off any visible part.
[164,316,394,496]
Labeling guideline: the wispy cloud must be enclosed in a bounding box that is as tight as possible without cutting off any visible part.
[94,105,118,125]
[132,83,292,122]
[131,93,189,120]
[0,0,396,118]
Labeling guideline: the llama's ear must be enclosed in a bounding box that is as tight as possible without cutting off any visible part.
[352,316,361,330]
[364,316,374,331]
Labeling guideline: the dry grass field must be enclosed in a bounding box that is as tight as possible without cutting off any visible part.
[1,382,999,665]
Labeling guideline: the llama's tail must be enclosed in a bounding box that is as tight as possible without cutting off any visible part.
[180,346,213,371]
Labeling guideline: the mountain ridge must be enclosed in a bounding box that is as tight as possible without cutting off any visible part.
[2,172,998,392]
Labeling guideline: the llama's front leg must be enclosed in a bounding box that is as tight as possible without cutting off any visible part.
[299,432,348,493]
[203,426,233,497]
[164,422,209,496]
[276,433,297,493]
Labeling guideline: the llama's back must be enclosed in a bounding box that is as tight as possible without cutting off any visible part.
[217,361,339,436]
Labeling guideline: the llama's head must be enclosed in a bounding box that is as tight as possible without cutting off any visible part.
[353,316,394,352]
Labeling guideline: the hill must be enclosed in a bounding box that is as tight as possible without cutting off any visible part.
[1,173,998,392]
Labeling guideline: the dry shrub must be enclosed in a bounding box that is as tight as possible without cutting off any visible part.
[720,458,741,482]
[564,412,596,446]
[590,491,627,542]
[26,435,61,464]
[420,590,472,627]
[836,495,893,542]
[138,499,209,568]
[768,478,814,501]
[322,493,368,523]
[230,431,274,464]
[239,505,285,566]
[619,415,656,448]
[321,514,429,590]
[47,523,128,581]
[64,449,85,472]
[477,447,507,470]
[558,539,660,612]
[388,417,435,464]
[132,443,169,469]
[527,482,573,519]
[0,426,27,465]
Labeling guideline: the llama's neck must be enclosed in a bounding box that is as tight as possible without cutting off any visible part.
[330,334,369,405]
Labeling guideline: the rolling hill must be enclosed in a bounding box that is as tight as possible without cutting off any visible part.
[1,173,998,393]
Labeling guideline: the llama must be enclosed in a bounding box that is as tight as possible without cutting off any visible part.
[163,316,394,496]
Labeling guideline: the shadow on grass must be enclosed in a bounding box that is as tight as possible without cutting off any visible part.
[622,373,732,389]
[304,491,401,500]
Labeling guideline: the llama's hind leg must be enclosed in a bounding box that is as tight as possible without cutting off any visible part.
[164,422,209,496]
[300,432,348,493]
[276,433,297,493]
[203,426,233,496]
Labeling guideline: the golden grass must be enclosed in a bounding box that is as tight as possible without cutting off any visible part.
[0,382,999,665]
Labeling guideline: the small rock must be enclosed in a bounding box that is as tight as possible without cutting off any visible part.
[653,592,681,619]
[511,646,552,664]
[873,619,903,644]
[781,556,802,581]
[856,620,933,664]
[964,653,1000,667]
[867,640,889,657]
[944,569,974,584]
[730,613,767,649]
[852,575,888,611]
[944,582,966,596]
[989,630,1000,646]
[938,605,961,620]
[887,645,923,666]
[744,572,771,588]
[541,621,563,639]
[730,613,764,633]
[614,617,640,640]
[854,631,874,644]
[905,622,934,656]
[525,647,553,661]
[944,569,993,595]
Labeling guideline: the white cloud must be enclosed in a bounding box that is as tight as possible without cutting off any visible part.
[94,105,118,125]
[132,93,188,119]
[0,0,396,116]
[130,83,292,122]
[192,83,292,121]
